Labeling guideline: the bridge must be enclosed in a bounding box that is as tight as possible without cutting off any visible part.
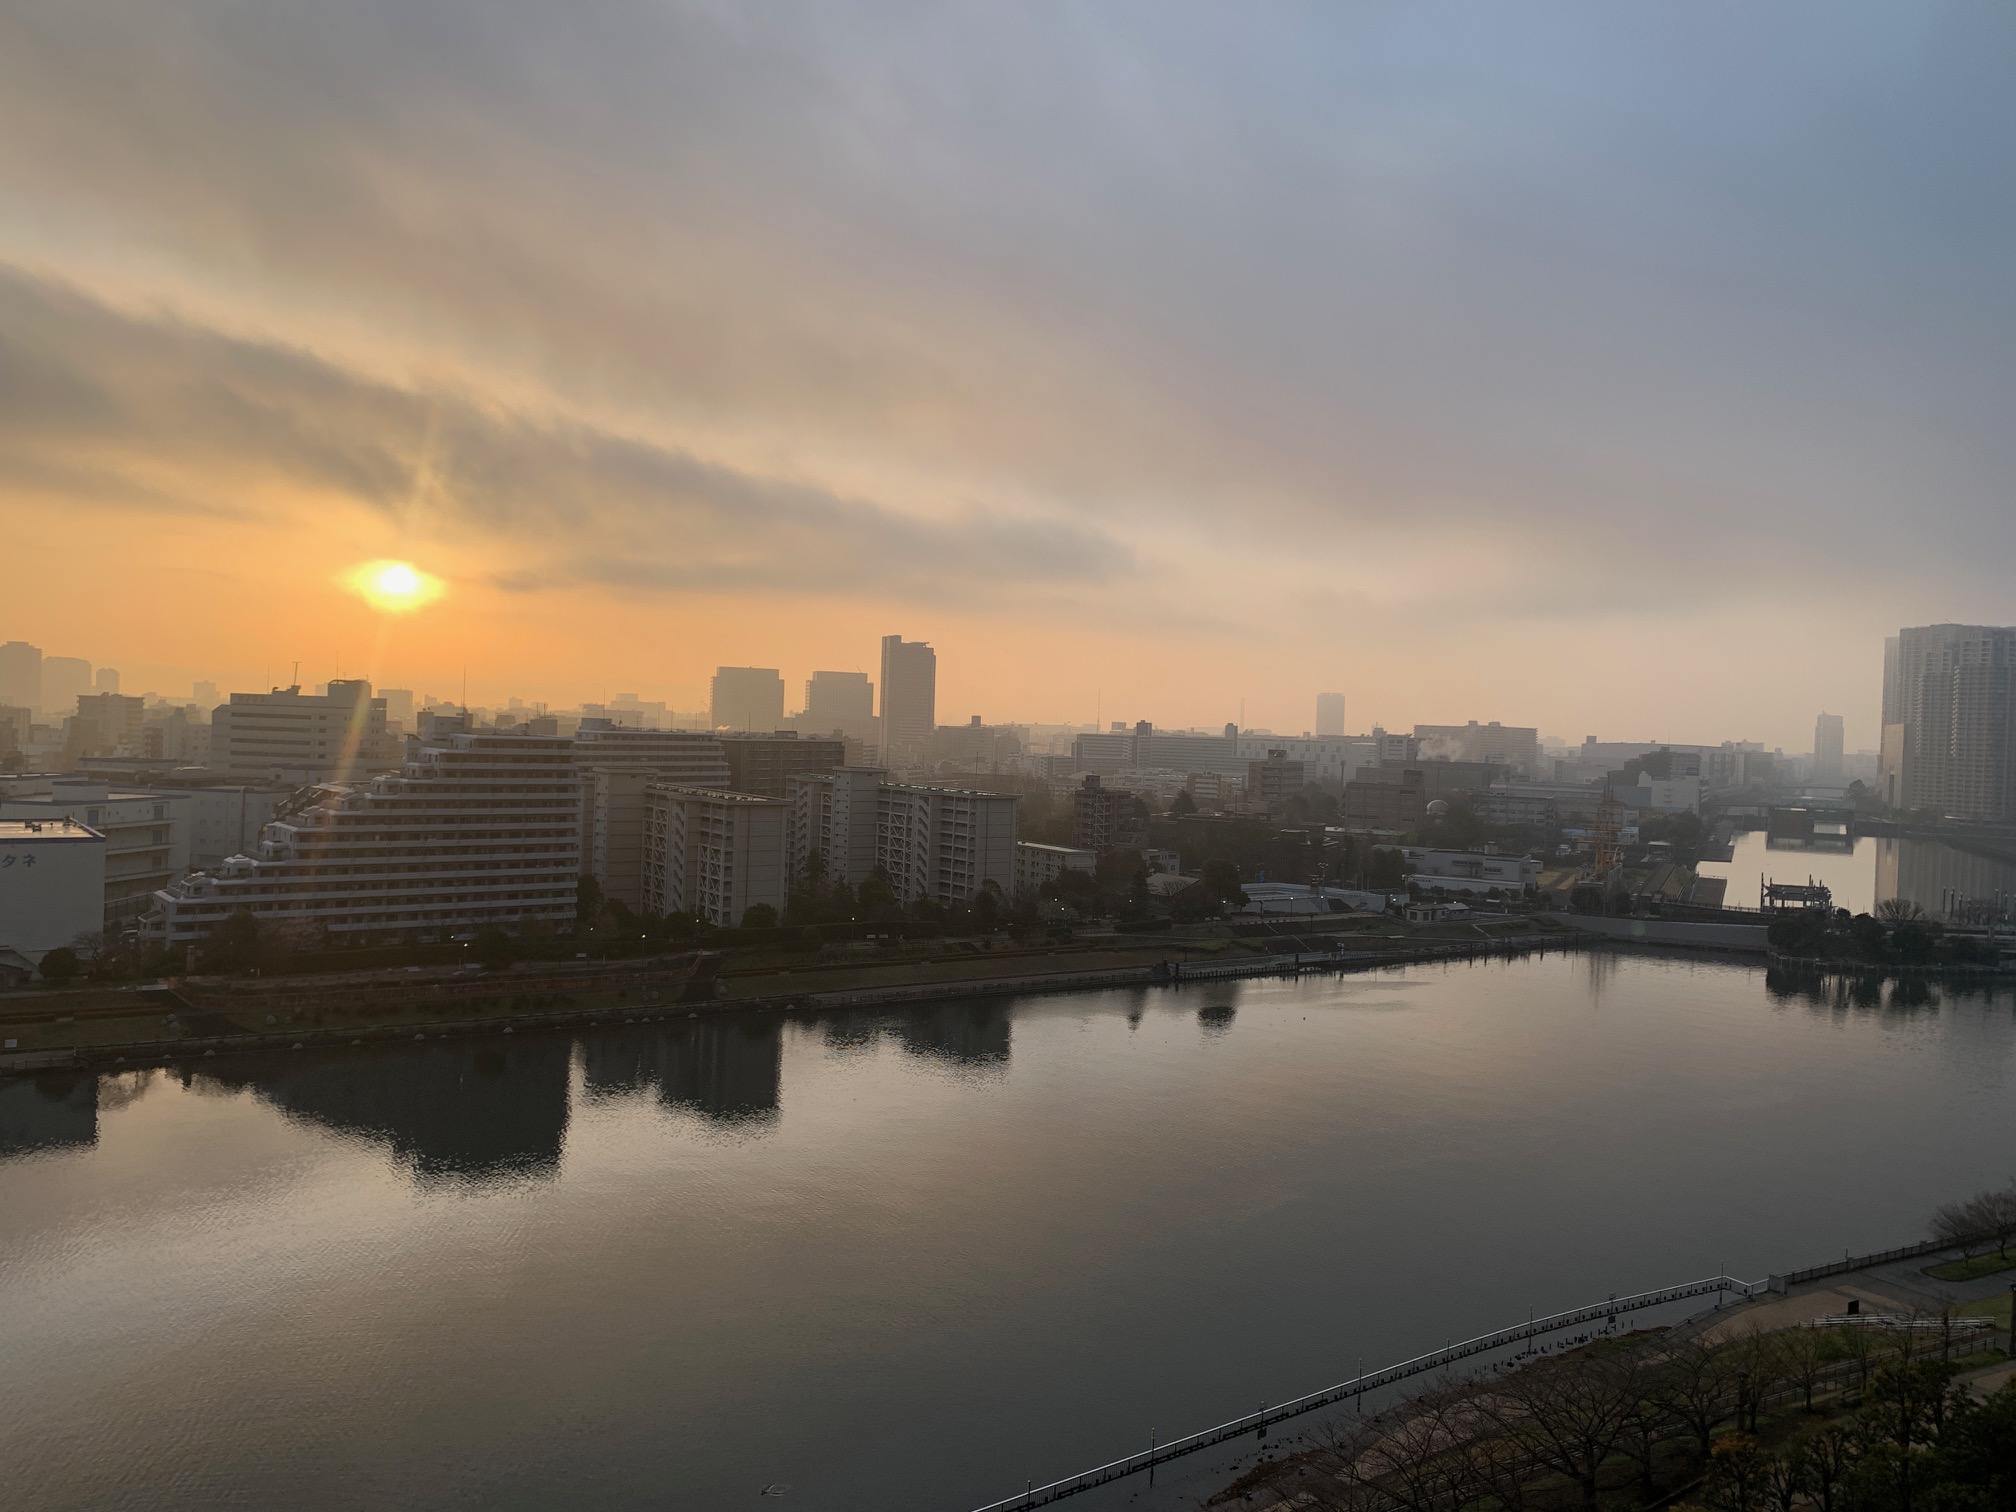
[967,1272,1769,1512]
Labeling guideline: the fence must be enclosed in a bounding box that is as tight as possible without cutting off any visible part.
[966,1273,1768,1512]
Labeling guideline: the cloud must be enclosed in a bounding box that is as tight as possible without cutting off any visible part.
[0,264,1133,603]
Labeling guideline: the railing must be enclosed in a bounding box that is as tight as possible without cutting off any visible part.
[967,1273,1768,1512]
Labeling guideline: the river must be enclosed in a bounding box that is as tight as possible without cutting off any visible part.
[4,952,2015,1511]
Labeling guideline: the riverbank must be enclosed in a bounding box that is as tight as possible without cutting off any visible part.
[0,926,1590,1074]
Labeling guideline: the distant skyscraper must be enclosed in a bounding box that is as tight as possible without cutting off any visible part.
[878,635,936,764]
[0,642,40,716]
[709,667,785,733]
[1883,624,2016,821]
[802,670,874,733]
[1315,692,1347,737]
[192,680,220,710]
[1812,712,1845,784]
[93,666,121,695]
[41,656,92,721]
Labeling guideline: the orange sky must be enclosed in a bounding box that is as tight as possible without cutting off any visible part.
[5,4,2013,749]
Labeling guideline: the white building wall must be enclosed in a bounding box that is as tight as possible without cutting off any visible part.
[0,820,105,960]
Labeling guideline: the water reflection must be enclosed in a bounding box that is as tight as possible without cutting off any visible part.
[1198,1002,1236,1034]
[194,1038,572,1182]
[817,1000,1016,1068]
[1704,831,2016,919]
[582,1015,783,1125]
[0,1071,97,1157]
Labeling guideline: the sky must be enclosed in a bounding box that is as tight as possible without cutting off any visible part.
[3,1,2013,750]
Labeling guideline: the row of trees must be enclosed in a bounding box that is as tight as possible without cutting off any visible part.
[1929,1182,2016,1263]
[1248,1314,2013,1512]
[1768,904,1998,968]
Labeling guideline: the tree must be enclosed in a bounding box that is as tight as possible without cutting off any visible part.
[1654,1333,1745,1462]
[473,925,514,969]
[1876,897,1927,924]
[1478,1350,1644,1511]
[740,902,779,930]
[37,946,79,983]
[1200,858,1247,906]
[1893,920,1937,963]
[575,874,604,932]
[1367,847,1406,890]
[1168,788,1197,816]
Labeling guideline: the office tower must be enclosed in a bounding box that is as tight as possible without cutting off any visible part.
[93,667,121,695]
[709,667,785,733]
[1883,624,2016,822]
[152,732,581,945]
[0,643,41,716]
[192,681,220,711]
[802,670,875,733]
[1413,721,1540,772]
[41,656,92,720]
[209,680,397,782]
[878,635,936,765]
[1316,692,1347,737]
[1812,712,1845,785]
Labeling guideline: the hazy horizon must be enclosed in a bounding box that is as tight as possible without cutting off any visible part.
[7,3,2015,749]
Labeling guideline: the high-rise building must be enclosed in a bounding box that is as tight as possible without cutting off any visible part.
[1882,624,2016,822]
[709,667,785,733]
[150,732,581,945]
[878,635,936,765]
[41,656,92,721]
[0,642,41,717]
[1413,721,1540,773]
[1071,775,1147,853]
[93,667,121,695]
[209,681,397,782]
[65,693,145,761]
[1316,692,1347,738]
[802,670,874,733]
[1812,712,1845,785]
[192,681,220,711]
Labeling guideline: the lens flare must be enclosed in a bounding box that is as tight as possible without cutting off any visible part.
[345,559,444,613]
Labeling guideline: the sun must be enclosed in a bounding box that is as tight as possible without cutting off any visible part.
[344,559,445,613]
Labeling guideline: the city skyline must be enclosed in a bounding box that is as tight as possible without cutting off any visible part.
[7,8,2015,748]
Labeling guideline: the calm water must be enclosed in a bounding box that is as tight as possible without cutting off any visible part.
[5,954,2016,1512]
[1700,830,2016,917]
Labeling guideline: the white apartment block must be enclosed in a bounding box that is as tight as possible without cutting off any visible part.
[149,733,580,945]
[1015,841,1096,891]
[209,681,399,783]
[642,785,790,927]
[0,819,105,963]
[790,770,1018,904]
[0,777,190,928]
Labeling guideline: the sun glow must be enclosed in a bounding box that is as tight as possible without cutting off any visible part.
[345,559,444,613]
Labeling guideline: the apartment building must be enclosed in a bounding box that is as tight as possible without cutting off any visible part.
[789,768,1018,904]
[149,733,581,945]
[573,721,732,910]
[641,785,791,927]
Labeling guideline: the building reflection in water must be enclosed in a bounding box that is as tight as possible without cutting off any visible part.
[1874,839,2016,921]
[194,1037,572,1182]
[0,1071,98,1158]
[580,1013,784,1127]
[1197,1002,1236,1035]
[814,1001,1013,1069]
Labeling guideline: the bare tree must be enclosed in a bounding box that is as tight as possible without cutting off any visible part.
[1652,1334,1744,1461]
[1776,1326,1831,1411]
[1476,1350,1641,1511]
[1760,1443,1810,1512]
[1803,1424,1857,1512]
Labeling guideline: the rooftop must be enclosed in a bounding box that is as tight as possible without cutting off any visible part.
[0,818,104,842]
